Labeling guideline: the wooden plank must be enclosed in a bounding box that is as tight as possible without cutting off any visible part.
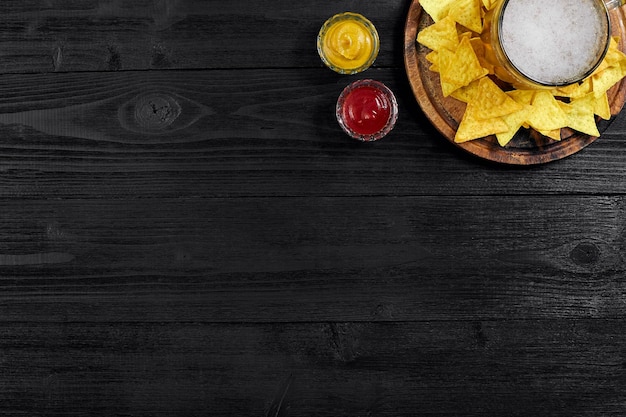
[0,69,625,199]
[1,320,624,416]
[0,0,406,73]
[1,195,625,323]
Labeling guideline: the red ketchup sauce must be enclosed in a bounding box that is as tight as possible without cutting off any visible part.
[336,80,397,141]
[341,85,391,135]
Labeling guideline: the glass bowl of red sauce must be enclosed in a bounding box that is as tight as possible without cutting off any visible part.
[336,79,398,142]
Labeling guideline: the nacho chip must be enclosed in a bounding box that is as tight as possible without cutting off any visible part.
[594,92,611,120]
[425,51,439,71]
[590,42,618,76]
[495,127,519,147]
[592,61,626,98]
[496,102,532,146]
[551,83,580,98]
[437,46,461,96]
[449,0,483,33]
[560,94,601,137]
[569,79,594,99]
[470,37,494,73]
[507,89,536,105]
[603,41,625,67]
[441,77,461,97]
[455,103,509,143]
[417,15,459,52]
[537,129,562,141]
[450,79,482,103]
[527,91,568,131]
[439,36,488,92]
[481,0,498,10]
[420,0,455,22]
[593,58,611,75]
[471,77,522,119]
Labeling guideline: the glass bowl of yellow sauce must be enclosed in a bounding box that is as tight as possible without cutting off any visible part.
[317,12,380,75]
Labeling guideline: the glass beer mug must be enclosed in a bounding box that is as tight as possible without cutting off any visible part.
[488,0,626,88]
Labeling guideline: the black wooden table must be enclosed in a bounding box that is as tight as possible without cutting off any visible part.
[2,1,626,416]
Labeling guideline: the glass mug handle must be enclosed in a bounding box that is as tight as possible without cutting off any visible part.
[605,0,626,9]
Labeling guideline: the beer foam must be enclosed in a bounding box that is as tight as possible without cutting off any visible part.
[500,0,609,85]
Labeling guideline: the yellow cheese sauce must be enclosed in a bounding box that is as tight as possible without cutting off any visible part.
[318,13,379,74]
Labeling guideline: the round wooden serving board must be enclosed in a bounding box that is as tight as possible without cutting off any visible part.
[404,0,626,165]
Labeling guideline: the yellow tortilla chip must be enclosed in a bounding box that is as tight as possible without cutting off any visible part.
[593,58,611,75]
[592,62,626,98]
[560,94,601,137]
[471,77,522,119]
[450,78,482,103]
[495,128,518,147]
[420,0,455,22]
[449,0,483,33]
[551,83,580,98]
[496,103,532,146]
[594,92,611,120]
[507,89,535,105]
[417,16,459,52]
[425,51,438,64]
[591,46,616,76]
[441,78,461,97]
[603,42,626,67]
[425,51,439,71]
[437,47,461,96]
[458,31,472,42]
[570,79,594,99]
[537,129,562,141]
[590,41,626,96]
[455,103,509,143]
[439,36,488,90]
[481,0,498,10]
[527,91,568,131]
[470,37,494,73]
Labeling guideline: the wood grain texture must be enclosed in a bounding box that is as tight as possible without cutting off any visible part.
[2,1,626,416]
[1,69,626,200]
[1,321,625,416]
[1,195,626,323]
[0,0,407,74]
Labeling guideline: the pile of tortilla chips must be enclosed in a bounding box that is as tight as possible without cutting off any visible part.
[417,0,626,146]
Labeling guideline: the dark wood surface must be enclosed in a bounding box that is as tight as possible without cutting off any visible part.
[2,1,626,416]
